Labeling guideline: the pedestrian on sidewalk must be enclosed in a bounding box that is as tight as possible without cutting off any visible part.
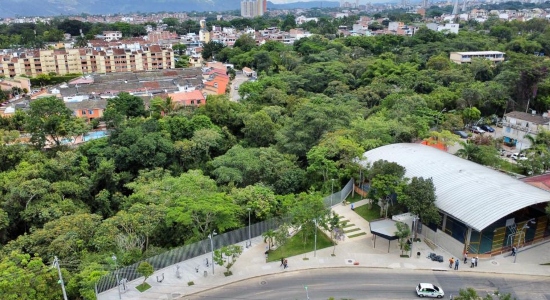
[470,257,475,268]
[283,259,288,269]
[280,257,284,267]
[351,203,355,211]
[454,259,459,270]
[475,256,478,267]
[512,247,517,256]
[449,257,454,268]
[464,252,468,264]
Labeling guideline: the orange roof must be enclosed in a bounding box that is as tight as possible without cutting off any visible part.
[168,90,205,103]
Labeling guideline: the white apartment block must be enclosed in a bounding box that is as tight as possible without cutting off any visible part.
[450,51,505,64]
[103,31,123,41]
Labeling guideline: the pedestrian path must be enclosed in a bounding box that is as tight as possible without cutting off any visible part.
[98,200,550,300]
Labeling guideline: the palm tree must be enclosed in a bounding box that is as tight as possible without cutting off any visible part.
[75,36,88,48]
[455,141,479,161]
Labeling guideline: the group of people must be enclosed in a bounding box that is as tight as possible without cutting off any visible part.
[448,252,479,270]
[280,257,288,269]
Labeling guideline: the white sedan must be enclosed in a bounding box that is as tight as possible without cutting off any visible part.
[416,283,444,298]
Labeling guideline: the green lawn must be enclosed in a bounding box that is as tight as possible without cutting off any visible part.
[267,230,334,262]
[353,202,382,222]
[346,193,365,203]
[136,282,151,292]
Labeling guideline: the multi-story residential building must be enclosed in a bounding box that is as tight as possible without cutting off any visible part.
[241,0,265,18]
[103,31,122,41]
[0,46,174,77]
[450,51,505,64]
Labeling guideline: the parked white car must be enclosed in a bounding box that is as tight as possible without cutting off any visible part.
[416,283,444,298]
[511,153,527,161]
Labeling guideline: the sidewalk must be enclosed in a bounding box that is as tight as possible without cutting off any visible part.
[98,200,550,300]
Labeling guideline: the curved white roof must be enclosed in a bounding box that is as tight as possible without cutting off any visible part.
[361,143,550,232]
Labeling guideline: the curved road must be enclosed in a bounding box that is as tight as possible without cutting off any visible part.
[187,268,550,300]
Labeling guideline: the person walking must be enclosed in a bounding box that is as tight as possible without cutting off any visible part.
[470,257,475,268]
[512,247,517,256]
[475,256,479,267]
[449,257,454,268]
[280,257,284,267]
[283,259,288,269]
[351,203,355,211]
[454,258,459,270]
[463,252,468,264]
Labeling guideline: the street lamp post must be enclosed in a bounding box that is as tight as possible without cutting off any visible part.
[112,255,121,300]
[314,219,318,257]
[208,231,217,274]
[247,208,251,248]
[435,108,447,129]
[330,179,335,206]
[514,219,535,263]
[305,286,310,300]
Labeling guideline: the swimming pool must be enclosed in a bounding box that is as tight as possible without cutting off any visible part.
[84,130,109,142]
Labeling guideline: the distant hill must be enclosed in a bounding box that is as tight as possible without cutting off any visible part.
[0,0,339,18]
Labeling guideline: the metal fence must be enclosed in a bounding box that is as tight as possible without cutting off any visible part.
[96,178,354,294]
[95,218,285,293]
[322,178,354,207]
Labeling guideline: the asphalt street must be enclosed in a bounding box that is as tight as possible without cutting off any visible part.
[187,268,550,300]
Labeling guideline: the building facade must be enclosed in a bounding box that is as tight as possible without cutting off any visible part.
[450,51,505,64]
[240,0,265,18]
[0,46,174,77]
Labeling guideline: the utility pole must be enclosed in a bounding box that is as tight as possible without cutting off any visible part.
[314,219,318,257]
[53,256,69,300]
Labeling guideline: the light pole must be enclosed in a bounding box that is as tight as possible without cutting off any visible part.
[435,107,447,129]
[305,286,310,300]
[330,179,335,206]
[514,219,535,263]
[208,231,217,274]
[314,219,318,257]
[247,208,251,248]
[112,255,121,300]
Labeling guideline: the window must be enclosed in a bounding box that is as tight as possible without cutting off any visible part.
[82,110,87,115]
[88,110,93,115]
[191,100,194,105]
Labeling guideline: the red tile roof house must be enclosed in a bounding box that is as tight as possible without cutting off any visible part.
[167,90,206,107]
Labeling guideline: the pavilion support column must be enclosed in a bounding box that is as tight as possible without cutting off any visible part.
[373,235,376,248]
[441,214,448,232]
[388,240,390,253]
[464,227,472,254]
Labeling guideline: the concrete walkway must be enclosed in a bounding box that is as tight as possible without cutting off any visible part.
[98,200,550,300]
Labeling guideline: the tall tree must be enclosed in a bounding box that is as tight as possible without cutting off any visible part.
[25,96,89,148]
[397,177,441,238]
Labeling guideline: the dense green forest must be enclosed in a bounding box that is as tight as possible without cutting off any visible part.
[2,12,550,299]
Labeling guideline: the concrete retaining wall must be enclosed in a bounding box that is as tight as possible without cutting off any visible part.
[422,226,464,259]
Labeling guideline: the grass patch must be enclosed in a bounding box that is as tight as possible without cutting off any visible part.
[497,159,524,174]
[224,271,233,276]
[187,281,195,286]
[344,228,361,234]
[266,229,333,262]
[136,282,151,292]
[541,262,550,265]
[343,223,355,228]
[348,232,367,238]
[346,193,365,203]
[353,202,381,222]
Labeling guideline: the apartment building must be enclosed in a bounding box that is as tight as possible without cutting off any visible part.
[450,51,505,64]
[103,31,123,41]
[0,46,174,77]
[241,0,266,18]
